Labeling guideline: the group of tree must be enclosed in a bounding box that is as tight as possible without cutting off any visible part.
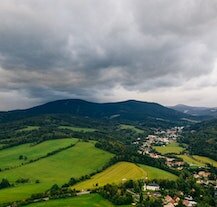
[182,119,217,161]
[0,178,11,189]
[97,183,133,205]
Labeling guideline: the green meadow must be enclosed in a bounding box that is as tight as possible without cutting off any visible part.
[26,194,130,207]
[153,142,184,155]
[73,162,145,190]
[139,164,178,180]
[59,126,96,132]
[177,155,205,167]
[0,141,114,204]
[119,124,144,134]
[74,162,177,190]
[0,138,77,169]
[193,155,217,167]
[18,126,40,132]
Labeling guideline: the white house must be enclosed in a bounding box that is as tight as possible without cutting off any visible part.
[144,183,160,191]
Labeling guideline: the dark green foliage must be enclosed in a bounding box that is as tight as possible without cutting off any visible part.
[182,119,217,160]
[50,184,60,195]
[0,178,11,189]
[97,184,133,205]
[0,99,194,124]
[15,178,29,184]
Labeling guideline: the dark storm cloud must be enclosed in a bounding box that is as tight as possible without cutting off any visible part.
[0,0,217,110]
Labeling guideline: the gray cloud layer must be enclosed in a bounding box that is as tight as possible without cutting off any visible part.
[0,0,217,110]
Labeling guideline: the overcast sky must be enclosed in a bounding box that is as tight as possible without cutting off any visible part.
[0,0,217,110]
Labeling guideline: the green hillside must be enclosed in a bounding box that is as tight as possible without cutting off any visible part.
[74,162,177,190]
[119,124,144,134]
[18,126,40,132]
[0,141,114,204]
[58,126,96,132]
[177,155,205,167]
[182,120,217,160]
[73,162,145,190]
[0,138,77,169]
[193,155,217,167]
[139,164,178,180]
[153,142,184,155]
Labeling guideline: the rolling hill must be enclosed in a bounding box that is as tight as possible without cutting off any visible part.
[182,119,217,161]
[170,104,217,119]
[0,140,114,204]
[0,99,195,123]
[73,162,177,191]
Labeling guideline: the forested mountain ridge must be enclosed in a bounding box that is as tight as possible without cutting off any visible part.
[182,119,217,161]
[171,104,217,119]
[0,99,195,123]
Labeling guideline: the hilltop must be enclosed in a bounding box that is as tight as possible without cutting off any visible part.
[0,99,195,124]
[170,104,217,119]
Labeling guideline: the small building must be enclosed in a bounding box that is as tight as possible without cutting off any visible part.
[183,199,197,207]
[198,171,211,178]
[164,203,174,207]
[144,183,160,191]
[164,195,174,204]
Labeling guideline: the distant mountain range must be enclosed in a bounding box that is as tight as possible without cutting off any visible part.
[0,99,196,123]
[170,104,217,119]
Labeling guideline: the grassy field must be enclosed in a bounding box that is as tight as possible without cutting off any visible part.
[177,155,205,167]
[18,126,40,132]
[193,155,217,167]
[25,194,120,207]
[0,141,114,204]
[153,142,184,155]
[0,139,78,169]
[59,126,96,132]
[119,124,143,134]
[73,162,146,190]
[139,164,177,180]
[74,162,177,190]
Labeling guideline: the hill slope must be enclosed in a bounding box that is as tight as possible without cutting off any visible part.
[171,104,217,119]
[0,141,113,203]
[182,119,217,161]
[0,99,195,123]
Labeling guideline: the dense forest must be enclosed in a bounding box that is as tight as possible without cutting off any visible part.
[182,119,217,161]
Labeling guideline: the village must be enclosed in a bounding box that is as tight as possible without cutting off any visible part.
[131,127,217,207]
[136,126,186,170]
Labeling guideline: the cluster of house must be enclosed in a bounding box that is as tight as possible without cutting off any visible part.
[163,195,180,207]
[137,127,183,155]
[194,170,217,189]
[137,134,169,155]
[143,182,198,207]
[194,170,211,183]
[155,127,183,139]
[136,127,185,171]
[165,157,185,170]
[163,195,197,207]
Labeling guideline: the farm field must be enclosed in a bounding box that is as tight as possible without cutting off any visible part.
[193,155,217,167]
[153,142,184,155]
[73,162,145,190]
[74,162,177,190]
[0,138,78,169]
[119,124,144,134]
[139,164,178,180]
[26,194,130,207]
[177,155,205,167]
[59,126,96,132]
[0,141,114,204]
[18,126,40,132]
